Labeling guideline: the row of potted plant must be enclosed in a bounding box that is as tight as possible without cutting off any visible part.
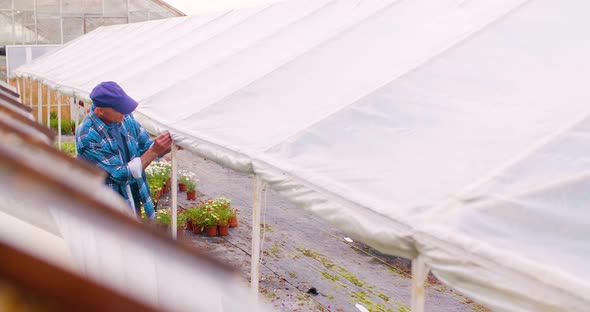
[153,208,187,238]
[144,197,239,239]
[145,160,199,202]
[179,170,198,200]
[145,159,171,201]
[183,197,239,237]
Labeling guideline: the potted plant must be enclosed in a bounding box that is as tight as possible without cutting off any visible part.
[178,170,195,192]
[146,160,171,200]
[183,207,195,230]
[199,200,219,237]
[149,183,161,204]
[155,208,171,233]
[185,178,198,200]
[229,207,239,228]
[157,160,172,193]
[184,206,204,234]
[154,208,187,238]
[176,209,188,239]
[203,216,219,237]
[213,197,238,227]
[213,197,232,236]
[216,212,231,236]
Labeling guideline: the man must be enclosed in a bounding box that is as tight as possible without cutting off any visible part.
[76,81,172,219]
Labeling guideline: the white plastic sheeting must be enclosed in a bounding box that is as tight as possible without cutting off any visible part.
[14,0,590,311]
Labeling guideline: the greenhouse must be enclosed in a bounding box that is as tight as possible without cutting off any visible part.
[4,0,590,311]
[0,0,184,80]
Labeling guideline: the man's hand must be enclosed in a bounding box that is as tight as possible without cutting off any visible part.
[151,132,172,155]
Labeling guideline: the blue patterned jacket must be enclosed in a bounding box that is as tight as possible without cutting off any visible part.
[76,110,155,219]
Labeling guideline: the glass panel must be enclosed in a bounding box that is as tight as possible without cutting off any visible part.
[0,55,6,81]
[148,11,168,20]
[13,10,36,44]
[5,46,27,76]
[14,0,34,10]
[36,0,60,15]
[104,0,127,15]
[5,45,61,78]
[14,10,35,27]
[102,17,127,26]
[0,13,14,45]
[1,0,181,46]
[128,10,148,23]
[148,0,166,12]
[129,0,148,11]
[0,0,12,10]
[30,45,61,59]
[63,0,101,14]
[84,16,104,33]
[62,17,83,42]
[36,17,61,44]
[130,0,181,20]
[84,16,128,33]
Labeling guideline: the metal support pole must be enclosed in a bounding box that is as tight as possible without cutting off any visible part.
[22,78,26,105]
[11,0,15,45]
[57,92,62,150]
[59,0,64,44]
[46,87,51,127]
[27,77,32,107]
[69,96,75,147]
[68,96,76,133]
[250,176,263,295]
[170,143,178,239]
[15,77,21,96]
[69,96,74,121]
[76,101,83,132]
[411,256,429,312]
[33,0,38,44]
[20,77,27,105]
[37,81,42,122]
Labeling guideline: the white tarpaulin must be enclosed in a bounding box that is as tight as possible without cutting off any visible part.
[14,0,590,311]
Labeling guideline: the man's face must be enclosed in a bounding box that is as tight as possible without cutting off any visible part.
[95,107,124,124]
